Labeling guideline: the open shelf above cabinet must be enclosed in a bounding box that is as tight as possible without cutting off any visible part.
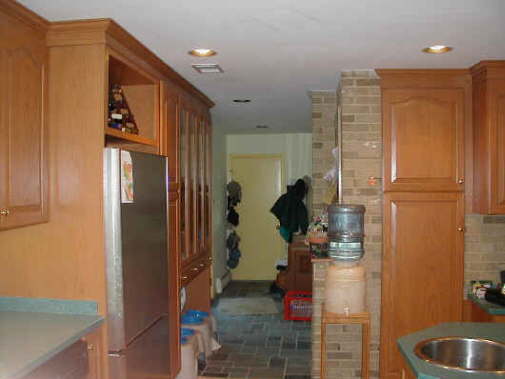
[105,51,160,149]
[105,127,157,146]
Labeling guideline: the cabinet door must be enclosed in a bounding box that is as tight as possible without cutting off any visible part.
[488,80,505,213]
[472,62,505,214]
[383,88,465,192]
[179,108,189,263]
[22,339,89,379]
[188,113,197,260]
[0,11,48,230]
[161,82,182,376]
[380,192,464,379]
[204,120,212,255]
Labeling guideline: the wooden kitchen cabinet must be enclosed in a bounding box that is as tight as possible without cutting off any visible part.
[377,70,470,193]
[276,235,312,292]
[471,61,505,214]
[0,2,49,230]
[21,340,89,379]
[178,94,213,285]
[378,70,469,379]
[21,327,103,379]
[380,192,464,379]
[464,298,505,323]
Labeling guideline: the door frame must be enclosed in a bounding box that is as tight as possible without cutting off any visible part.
[228,153,286,187]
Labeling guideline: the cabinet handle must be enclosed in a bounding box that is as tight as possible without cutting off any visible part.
[182,276,188,280]
[0,209,10,216]
[193,267,199,272]
[457,227,465,232]
[199,263,204,268]
[458,178,465,184]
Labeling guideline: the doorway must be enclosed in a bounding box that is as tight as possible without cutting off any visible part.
[229,154,285,281]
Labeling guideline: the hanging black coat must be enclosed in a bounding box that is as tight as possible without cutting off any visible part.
[270,179,308,243]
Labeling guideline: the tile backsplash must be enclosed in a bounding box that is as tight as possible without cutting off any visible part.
[465,214,505,293]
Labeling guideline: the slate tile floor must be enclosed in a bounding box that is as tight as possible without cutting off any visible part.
[200,281,312,379]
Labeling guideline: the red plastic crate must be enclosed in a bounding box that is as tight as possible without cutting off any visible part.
[284,290,312,321]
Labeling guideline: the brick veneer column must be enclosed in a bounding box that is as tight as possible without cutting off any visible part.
[311,71,382,379]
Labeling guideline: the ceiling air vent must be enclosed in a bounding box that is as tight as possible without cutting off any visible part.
[192,63,223,74]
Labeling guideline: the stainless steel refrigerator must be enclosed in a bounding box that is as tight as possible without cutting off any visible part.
[104,148,171,379]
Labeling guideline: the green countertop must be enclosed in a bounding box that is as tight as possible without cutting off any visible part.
[398,322,505,379]
[0,297,104,379]
[468,294,505,315]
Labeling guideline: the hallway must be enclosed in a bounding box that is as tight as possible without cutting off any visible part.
[200,281,312,379]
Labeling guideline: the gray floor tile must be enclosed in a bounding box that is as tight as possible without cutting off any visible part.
[202,280,311,379]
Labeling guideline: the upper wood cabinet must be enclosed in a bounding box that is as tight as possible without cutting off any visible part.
[471,61,505,214]
[0,2,49,230]
[377,70,471,193]
[178,94,213,279]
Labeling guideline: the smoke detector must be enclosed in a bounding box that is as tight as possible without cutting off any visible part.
[192,63,223,74]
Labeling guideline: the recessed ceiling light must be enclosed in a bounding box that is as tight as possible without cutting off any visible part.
[256,125,269,129]
[422,45,453,54]
[192,64,223,74]
[233,99,251,103]
[188,48,217,57]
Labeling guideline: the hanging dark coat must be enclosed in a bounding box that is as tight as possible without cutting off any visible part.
[270,179,309,243]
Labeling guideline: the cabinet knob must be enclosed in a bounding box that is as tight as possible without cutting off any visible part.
[193,267,199,272]
[182,276,188,280]
[457,227,465,232]
[0,209,10,216]
[199,263,204,268]
[458,178,465,184]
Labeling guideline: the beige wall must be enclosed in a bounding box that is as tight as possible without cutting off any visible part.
[226,133,312,185]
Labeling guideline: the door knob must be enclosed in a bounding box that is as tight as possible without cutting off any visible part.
[0,209,10,216]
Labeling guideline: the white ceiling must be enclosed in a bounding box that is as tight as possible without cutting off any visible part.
[20,0,505,133]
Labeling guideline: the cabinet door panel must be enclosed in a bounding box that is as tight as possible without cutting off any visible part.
[179,108,188,263]
[380,192,464,379]
[204,120,212,254]
[491,85,505,212]
[383,89,465,192]
[0,45,47,230]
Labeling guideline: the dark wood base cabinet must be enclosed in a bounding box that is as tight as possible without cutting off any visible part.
[276,236,312,293]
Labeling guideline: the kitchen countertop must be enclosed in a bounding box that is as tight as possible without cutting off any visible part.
[398,322,505,379]
[0,297,104,379]
[468,293,505,315]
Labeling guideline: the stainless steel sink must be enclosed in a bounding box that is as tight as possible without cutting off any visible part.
[414,336,505,373]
